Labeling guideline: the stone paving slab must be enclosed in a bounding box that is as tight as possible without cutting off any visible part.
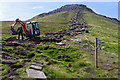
[1,59,16,64]
[30,65,42,70]
[31,62,43,67]
[26,69,46,78]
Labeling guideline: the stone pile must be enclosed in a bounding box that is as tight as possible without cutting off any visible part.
[44,11,89,39]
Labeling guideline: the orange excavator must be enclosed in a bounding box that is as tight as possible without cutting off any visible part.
[11,18,40,38]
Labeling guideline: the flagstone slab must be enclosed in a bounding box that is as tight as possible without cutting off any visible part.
[26,69,46,78]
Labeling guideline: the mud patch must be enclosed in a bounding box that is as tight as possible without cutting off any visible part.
[5,37,17,41]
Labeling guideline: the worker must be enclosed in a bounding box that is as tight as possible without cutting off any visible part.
[17,25,24,40]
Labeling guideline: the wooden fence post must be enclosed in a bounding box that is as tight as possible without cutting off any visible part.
[95,37,98,68]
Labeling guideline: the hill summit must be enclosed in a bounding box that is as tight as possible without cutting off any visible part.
[30,4,94,20]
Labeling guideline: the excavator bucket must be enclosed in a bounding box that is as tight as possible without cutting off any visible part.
[11,28,17,35]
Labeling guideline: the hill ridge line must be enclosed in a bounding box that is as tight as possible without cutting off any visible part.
[28,4,119,24]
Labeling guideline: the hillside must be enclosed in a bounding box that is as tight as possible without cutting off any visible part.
[30,4,119,24]
[1,4,119,79]
[28,4,119,35]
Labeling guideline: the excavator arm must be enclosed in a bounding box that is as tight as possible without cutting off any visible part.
[11,18,28,36]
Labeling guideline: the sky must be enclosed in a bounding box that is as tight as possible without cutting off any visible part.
[0,2,119,21]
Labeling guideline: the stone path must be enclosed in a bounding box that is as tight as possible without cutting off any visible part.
[44,11,89,39]
[30,61,43,70]
[26,60,47,78]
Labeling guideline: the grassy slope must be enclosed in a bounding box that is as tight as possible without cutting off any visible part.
[35,11,75,35]
[71,10,118,78]
[81,10,118,49]
[82,11,118,30]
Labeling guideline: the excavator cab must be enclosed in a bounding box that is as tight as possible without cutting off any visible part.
[26,21,40,37]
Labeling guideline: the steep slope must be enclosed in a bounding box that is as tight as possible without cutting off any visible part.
[36,11,75,34]
[82,10,118,30]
